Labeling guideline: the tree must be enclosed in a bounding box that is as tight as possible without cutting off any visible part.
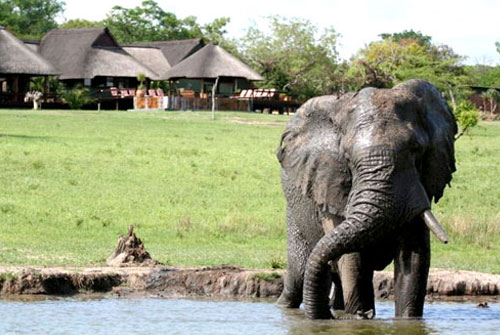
[240,16,342,101]
[466,65,500,88]
[454,100,480,140]
[379,29,432,46]
[0,0,65,39]
[102,0,230,44]
[347,32,469,111]
[496,42,500,54]
[59,19,103,29]
[481,88,500,119]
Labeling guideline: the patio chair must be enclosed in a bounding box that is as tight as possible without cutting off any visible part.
[244,89,253,98]
[148,89,157,97]
[156,88,164,96]
[120,89,129,97]
[110,87,119,96]
[128,88,136,96]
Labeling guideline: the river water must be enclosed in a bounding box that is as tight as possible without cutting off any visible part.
[1,296,499,335]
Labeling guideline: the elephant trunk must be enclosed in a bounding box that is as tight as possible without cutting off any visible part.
[303,149,398,319]
[303,202,392,319]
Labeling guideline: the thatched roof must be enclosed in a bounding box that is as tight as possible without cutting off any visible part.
[23,40,40,53]
[163,44,263,81]
[39,28,158,80]
[84,47,160,79]
[0,26,58,75]
[123,38,203,66]
[122,46,171,79]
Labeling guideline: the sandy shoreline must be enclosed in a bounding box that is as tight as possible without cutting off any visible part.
[1,266,499,301]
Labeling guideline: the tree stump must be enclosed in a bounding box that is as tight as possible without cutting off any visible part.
[107,225,159,267]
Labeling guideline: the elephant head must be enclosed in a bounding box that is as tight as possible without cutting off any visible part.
[277,80,457,319]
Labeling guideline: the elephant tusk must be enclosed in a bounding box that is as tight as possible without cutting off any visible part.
[421,210,449,244]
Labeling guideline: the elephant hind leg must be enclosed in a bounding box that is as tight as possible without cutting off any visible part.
[330,271,344,311]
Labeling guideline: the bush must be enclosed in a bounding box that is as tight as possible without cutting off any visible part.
[61,85,94,109]
[454,100,480,139]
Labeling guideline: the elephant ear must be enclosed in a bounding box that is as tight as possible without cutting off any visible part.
[277,95,352,216]
[396,80,458,203]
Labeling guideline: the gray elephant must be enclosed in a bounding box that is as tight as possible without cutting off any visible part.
[276,80,456,319]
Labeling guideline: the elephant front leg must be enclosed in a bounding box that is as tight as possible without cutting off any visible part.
[394,217,430,317]
[277,240,308,308]
[337,253,376,318]
[278,172,326,309]
[278,199,323,308]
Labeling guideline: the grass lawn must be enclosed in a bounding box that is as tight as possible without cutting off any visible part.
[0,109,498,273]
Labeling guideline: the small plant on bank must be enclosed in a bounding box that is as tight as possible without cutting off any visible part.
[252,272,281,281]
[269,256,286,269]
[0,272,17,282]
[60,85,94,109]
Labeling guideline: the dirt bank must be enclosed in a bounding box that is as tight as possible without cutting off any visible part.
[0,266,499,300]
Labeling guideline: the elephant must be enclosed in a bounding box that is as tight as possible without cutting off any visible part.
[276,79,456,319]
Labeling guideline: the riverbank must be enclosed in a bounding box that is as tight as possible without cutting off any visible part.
[1,266,499,300]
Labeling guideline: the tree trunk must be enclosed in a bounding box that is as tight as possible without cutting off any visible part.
[212,77,220,120]
[107,225,159,267]
[448,89,456,113]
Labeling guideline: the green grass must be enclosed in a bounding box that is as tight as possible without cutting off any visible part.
[0,109,498,273]
[431,122,500,273]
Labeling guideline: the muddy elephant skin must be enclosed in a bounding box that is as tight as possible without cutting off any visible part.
[276,80,457,319]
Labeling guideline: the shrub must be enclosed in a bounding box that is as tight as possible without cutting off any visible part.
[454,100,480,140]
[61,85,94,109]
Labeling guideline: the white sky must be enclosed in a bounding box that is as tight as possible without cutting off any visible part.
[60,0,500,65]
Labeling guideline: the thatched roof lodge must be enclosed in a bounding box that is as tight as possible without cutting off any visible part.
[121,39,205,82]
[123,39,204,67]
[164,43,263,96]
[1,24,265,110]
[39,28,159,88]
[0,26,58,102]
[121,45,172,80]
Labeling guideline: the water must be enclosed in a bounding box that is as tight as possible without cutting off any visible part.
[1,296,499,335]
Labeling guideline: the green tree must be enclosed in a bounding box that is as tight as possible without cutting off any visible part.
[466,65,500,88]
[379,29,432,46]
[240,16,341,101]
[454,100,480,140]
[59,19,103,29]
[496,41,500,54]
[0,0,65,38]
[102,0,231,44]
[347,33,469,110]
[481,88,500,119]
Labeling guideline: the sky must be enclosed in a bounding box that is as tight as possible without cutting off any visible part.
[59,0,500,65]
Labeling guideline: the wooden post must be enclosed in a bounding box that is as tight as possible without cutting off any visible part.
[44,76,49,105]
[212,76,220,120]
[13,75,19,102]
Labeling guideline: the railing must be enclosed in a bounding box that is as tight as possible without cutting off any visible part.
[168,96,250,112]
